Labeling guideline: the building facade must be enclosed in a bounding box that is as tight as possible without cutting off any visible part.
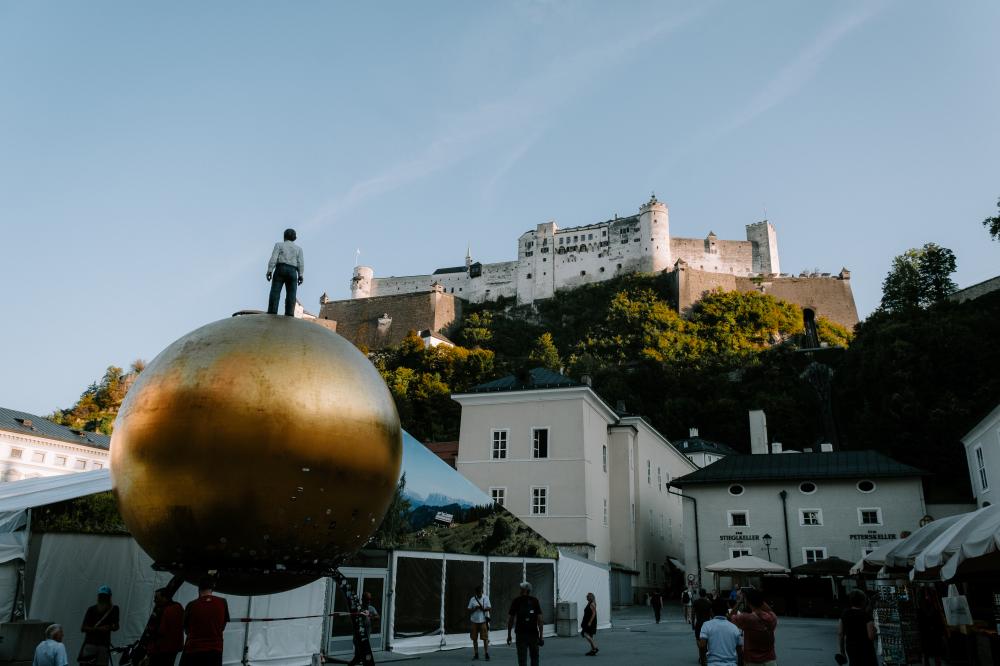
[962,403,1000,508]
[451,369,696,602]
[0,408,110,482]
[671,450,927,589]
[672,428,738,468]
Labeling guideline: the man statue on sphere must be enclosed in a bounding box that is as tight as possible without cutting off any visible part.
[266,229,305,316]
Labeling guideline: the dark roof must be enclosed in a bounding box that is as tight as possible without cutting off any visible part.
[674,437,739,456]
[670,450,924,487]
[0,407,111,450]
[432,266,468,275]
[465,367,580,393]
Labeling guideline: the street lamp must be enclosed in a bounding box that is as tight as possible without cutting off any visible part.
[762,533,773,561]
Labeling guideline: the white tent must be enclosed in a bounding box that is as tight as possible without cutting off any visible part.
[914,504,1000,579]
[0,471,325,666]
[704,556,789,575]
[882,513,966,570]
[849,540,897,575]
[557,550,611,630]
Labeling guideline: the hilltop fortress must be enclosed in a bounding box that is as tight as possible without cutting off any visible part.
[320,194,859,349]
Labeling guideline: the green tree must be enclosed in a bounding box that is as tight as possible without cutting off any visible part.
[879,243,957,312]
[984,196,1000,241]
[50,360,145,434]
[687,289,804,358]
[528,333,562,370]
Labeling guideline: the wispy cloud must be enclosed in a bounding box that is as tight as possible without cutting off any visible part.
[698,3,887,144]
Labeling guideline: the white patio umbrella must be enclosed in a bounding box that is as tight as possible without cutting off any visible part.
[913,504,1000,579]
[704,555,789,574]
[882,512,966,569]
[849,540,896,575]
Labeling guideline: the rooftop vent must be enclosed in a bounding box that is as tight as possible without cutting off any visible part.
[820,443,834,453]
[581,375,593,387]
[16,418,34,429]
[771,442,783,453]
[689,427,699,437]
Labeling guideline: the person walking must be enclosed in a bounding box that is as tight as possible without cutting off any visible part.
[580,592,598,656]
[682,589,692,624]
[79,585,120,666]
[698,598,743,666]
[145,588,184,666]
[467,584,491,661]
[838,590,878,666]
[33,625,68,666]
[916,588,945,666]
[181,577,230,666]
[507,581,543,666]
[360,591,380,639]
[730,588,777,666]
[650,590,664,624]
[691,588,713,665]
[266,228,305,316]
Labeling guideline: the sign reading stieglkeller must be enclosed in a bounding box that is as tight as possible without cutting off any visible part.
[720,532,761,541]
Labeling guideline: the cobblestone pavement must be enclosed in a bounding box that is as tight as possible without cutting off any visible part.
[373,603,841,665]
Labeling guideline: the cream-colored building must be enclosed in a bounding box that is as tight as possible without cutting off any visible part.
[0,407,110,482]
[962,403,1000,509]
[452,368,696,603]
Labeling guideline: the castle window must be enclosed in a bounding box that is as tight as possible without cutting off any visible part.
[603,230,607,236]
[580,270,586,276]
[599,267,605,273]
[588,233,593,240]
[617,264,622,269]
[527,273,532,279]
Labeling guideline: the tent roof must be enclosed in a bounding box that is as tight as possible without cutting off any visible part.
[883,513,966,569]
[0,469,111,515]
[917,504,1000,579]
[790,556,854,576]
[704,555,789,574]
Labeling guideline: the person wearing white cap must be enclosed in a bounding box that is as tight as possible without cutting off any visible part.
[507,582,543,666]
[33,624,68,666]
[79,585,120,666]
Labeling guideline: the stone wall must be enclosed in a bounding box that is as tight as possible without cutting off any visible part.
[670,264,860,329]
[949,275,1000,304]
[669,237,754,276]
[317,290,460,350]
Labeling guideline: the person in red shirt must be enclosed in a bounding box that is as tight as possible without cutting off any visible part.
[181,577,230,666]
[145,588,184,666]
[729,588,778,666]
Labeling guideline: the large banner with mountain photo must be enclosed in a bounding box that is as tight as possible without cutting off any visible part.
[370,431,556,558]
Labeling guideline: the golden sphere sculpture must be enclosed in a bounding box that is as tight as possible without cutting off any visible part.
[110,315,401,594]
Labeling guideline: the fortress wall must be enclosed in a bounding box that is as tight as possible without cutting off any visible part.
[318,290,462,350]
[670,238,754,275]
[673,267,859,330]
[949,275,1000,303]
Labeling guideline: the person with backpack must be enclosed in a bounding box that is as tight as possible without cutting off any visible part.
[730,588,778,666]
[467,584,491,661]
[507,582,544,666]
[682,589,692,623]
[79,586,120,666]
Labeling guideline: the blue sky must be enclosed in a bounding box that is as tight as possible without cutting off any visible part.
[399,431,490,506]
[2,1,998,414]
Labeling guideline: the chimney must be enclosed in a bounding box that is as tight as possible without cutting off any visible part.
[804,447,813,453]
[771,442,783,454]
[689,427,699,437]
[819,443,833,453]
[581,375,593,387]
[748,410,769,455]
[616,400,626,414]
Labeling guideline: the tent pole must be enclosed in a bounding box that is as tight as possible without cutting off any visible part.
[241,595,252,666]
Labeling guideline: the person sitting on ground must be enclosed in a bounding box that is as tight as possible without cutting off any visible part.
[699,598,743,666]
[580,592,598,656]
[79,585,120,666]
[33,624,68,666]
[730,588,777,666]
[467,584,491,661]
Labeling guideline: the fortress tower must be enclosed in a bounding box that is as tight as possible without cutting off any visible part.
[638,194,671,273]
[350,265,374,299]
[746,221,780,276]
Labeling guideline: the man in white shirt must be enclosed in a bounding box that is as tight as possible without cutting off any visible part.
[266,229,305,316]
[698,598,743,666]
[33,624,68,666]
[467,584,492,661]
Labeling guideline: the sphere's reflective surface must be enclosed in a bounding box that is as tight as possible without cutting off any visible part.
[110,315,401,594]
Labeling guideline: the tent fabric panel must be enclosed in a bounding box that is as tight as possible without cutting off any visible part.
[525,562,555,626]
[704,555,789,574]
[0,532,26,564]
[488,561,523,631]
[1,561,17,621]
[883,513,965,568]
[241,580,328,666]
[443,559,485,635]
[392,556,443,639]
[557,550,611,630]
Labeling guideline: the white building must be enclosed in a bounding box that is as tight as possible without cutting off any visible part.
[0,407,110,482]
[451,368,697,604]
[671,449,927,589]
[673,428,738,468]
[962,403,1000,509]
[350,194,781,305]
